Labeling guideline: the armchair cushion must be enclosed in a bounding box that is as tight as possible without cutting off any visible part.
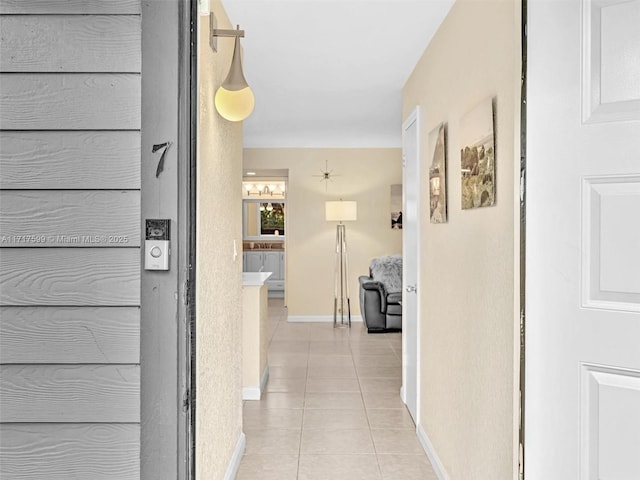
[386,303,402,316]
[386,292,402,304]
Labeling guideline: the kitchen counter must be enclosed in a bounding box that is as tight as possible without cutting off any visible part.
[242,271,272,286]
[244,248,284,252]
[243,241,285,252]
[241,272,272,400]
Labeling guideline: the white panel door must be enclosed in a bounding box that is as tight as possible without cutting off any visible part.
[526,0,640,478]
[402,108,420,424]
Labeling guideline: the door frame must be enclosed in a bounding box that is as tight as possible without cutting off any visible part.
[141,1,196,479]
[401,107,422,425]
[518,0,527,477]
[178,0,198,478]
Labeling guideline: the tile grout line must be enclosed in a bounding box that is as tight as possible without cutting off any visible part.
[240,299,431,478]
[296,320,311,480]
[351,328,386,479]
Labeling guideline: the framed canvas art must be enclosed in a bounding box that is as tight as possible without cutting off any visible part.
[390,184,402,229]
[460,97,496,209]
[428,122,447,223]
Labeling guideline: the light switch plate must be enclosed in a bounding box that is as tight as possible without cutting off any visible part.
[198,0,210,15]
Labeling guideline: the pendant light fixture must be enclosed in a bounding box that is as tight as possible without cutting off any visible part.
[210,14,255,122]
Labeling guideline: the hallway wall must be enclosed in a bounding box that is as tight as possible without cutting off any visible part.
[197,1,244,478]
[244,148,402,317]
[402,0,521,478]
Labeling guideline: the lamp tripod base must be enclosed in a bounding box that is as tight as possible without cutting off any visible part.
[333,298,351,328]
[333,223,351,328]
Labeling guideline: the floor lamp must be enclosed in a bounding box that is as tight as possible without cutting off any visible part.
[325,201,358,328]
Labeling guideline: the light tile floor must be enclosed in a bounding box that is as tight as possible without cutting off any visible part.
[237,299,438,480]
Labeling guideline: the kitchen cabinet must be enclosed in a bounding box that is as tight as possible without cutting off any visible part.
[244,251,263,273]
[243,250,284,295]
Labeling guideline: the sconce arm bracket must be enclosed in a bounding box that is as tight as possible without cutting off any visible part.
[210,12,244,52]
[213,28,245,38]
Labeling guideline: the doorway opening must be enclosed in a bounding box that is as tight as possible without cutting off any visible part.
[242,170,289,303]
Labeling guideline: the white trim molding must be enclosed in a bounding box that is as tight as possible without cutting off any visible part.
[223,432,246,480]
[417,424,450,480]
[243,366,270,400]
[242,386,261,400]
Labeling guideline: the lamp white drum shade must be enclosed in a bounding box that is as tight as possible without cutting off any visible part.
[325,201,357,222]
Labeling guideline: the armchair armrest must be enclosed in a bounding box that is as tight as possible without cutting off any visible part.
[359,278,388,312]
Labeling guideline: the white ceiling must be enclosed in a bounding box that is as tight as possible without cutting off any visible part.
[219,0,454,148]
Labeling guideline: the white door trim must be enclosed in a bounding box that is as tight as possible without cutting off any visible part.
[402,106,421,425]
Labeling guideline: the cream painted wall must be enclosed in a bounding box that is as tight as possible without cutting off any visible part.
[403,0,521,478]
[197,2,244,478]
[244,148,403,317]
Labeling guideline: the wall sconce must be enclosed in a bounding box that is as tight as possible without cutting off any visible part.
[210,13,255,122]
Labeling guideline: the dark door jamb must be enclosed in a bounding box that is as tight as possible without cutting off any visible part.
[519,0,527,478]
[177,1,198,479]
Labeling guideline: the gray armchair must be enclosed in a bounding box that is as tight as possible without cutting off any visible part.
[358,255,402,333]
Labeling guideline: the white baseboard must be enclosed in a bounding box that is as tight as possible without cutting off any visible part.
[223,432,246,480]
[243,366,270,400]
[287,315,363,323]
[417,424,449,480]
[400,385,406,403]
[260,366,269,393]
[242,386,261,400]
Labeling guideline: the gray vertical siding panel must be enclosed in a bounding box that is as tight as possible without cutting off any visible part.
[0,0,141,15]
[0,1,142,478]
[0,74,141,130]
[0,248,141,305]
[0,306,140,364]
[0,131,141,190]
[0,424,140,480]
[0,365,140,422]
[0,190,141,247]
[0,16,141,72]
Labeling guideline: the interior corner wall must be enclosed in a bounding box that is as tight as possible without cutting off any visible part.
[243,148,403,317]
[196,1,244,478]
[402,0,521,478]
